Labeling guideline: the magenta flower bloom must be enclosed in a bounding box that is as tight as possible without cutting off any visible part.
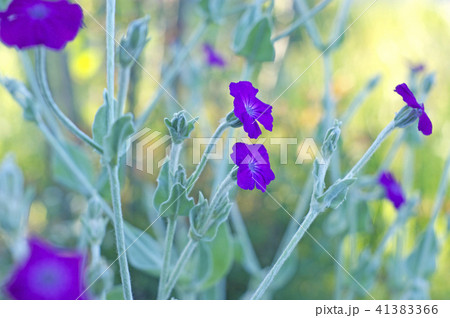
[394,83,432,136]
[4,237,88,300]
[231,142,275,192]
[203,43,226,68]
[0,0,83,50]
[378,171,406,210]
[229,81,273,139]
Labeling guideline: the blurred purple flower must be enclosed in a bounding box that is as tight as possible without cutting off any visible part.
[4,237,88,300]
[394,83,433,136]
[231,142,275,193]
[229,81,273,139]
[203,43,226,68]
[0,0,83,50]
[378,171,406,210]
[410,63,425,73]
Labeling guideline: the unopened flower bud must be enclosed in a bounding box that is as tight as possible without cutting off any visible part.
[321,120,341,160]
[164,111,197,144]
[118,16,150,68]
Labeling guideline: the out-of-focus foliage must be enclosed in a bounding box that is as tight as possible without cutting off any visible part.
[0,0,449,299]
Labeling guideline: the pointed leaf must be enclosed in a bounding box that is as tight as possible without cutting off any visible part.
[153,161,170,212]
[103,114,135,165]
[123,222,162,275]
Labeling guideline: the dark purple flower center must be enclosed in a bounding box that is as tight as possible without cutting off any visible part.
[244,101,256,118]
[248,159,257,172]
[28,3,50,20]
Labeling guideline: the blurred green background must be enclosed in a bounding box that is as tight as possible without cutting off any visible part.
[0,0,449,299]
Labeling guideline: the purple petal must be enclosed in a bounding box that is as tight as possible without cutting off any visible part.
[0,0,83,50]
[243,118,262,139]
[4,237,87,300]
[252,100,273,132]
[203,43,226,68]
[236,166,255,190]
[229,81,258,99]
[231,143,275,193]
[394,83,421,109]
[378,171,406,210]
[229,81,273,139]
[418,111,433,136]
[231,142,251,165]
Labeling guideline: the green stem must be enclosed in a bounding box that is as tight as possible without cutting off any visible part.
[230,205,262,277]
[157,216,177,299]
[273,172,313,260]
[117,66,131,116]
[295,0,324,50]
[161,169,237,299]
[346,121,396,178]
[187,121,230,194]
[34,48,103,153]
[136,21,208,129]
[106,0,116,124]
[251,121,397,299]
[272,0,334,42]
[209,168,237,209]
[251,208,320,299]
[162,239,198,299]
[107,165,133,300]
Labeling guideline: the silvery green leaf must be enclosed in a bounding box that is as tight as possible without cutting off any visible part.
[0,155,33,234]
[153,161,170,212]
[0,0,12,10]
[406,227,438,278]
[51,143,95,195]
[202,195,232,241]
[103,114,135,165]
[190,242,213,288]
[159,183,195,217]
[92,91,109,146]
[123,222,162,275]
[0,76,35,121]
[317,178,356,210]
[189,192,209,240]
[198,223,234,290]
[233,17,275,62]
[233,4,261,49]
[323,206,348,236]
[106,286,125,300]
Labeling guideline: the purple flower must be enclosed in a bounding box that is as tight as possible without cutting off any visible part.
[0,0,83,50]
[229,81,273,139]
[203,43,226,68]
[4,237,88,300]
[231,142,275,192]
[378,171,406,210]
[394,83,433,136]
[410,63,425,73]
